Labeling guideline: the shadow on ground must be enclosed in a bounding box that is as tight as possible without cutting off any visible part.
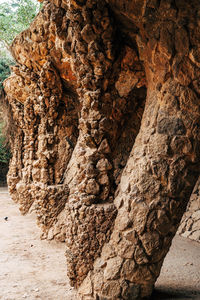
[151,288,200,299]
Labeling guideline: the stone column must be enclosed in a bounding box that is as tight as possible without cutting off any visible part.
[77,1,200,298]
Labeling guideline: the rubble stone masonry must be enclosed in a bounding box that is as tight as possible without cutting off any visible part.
[3,0,200,299]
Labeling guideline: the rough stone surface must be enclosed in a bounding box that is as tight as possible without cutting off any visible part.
[2,0,200,299]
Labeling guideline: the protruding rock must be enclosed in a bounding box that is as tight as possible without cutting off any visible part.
[96,158,112,171]
[86,179,100,195]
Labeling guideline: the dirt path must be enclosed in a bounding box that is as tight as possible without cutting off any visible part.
[0,188,200,300]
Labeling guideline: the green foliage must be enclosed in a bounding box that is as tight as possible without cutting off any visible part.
[0,0,41,46]
[0,121,10,164]
[0,57,15,90]
[0,0,40,166]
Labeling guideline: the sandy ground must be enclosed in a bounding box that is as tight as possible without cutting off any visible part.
[0,188,77,300]
[0,188,200,300]
[154,236,200,300]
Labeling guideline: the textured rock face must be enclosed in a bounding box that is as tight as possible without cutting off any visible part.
[3,0,200,299]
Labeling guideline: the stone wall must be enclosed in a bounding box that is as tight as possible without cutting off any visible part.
[3,0,200,299]
[4,0,146,288]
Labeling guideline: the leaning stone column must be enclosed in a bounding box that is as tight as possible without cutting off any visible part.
[77,1,200,298]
